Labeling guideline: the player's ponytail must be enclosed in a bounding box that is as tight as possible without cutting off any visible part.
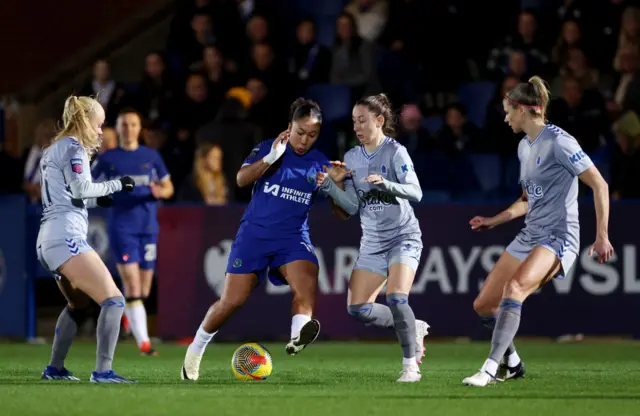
[356,93,396,138]
[504,75,550,120]
[289,97,323,124]
[55,95,103,156]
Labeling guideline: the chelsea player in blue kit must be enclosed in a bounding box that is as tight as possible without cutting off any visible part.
[92,109,174,356]
[463,77,614,387]
[181,99,330,380]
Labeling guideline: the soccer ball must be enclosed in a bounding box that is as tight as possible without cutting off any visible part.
[231,343,273,381]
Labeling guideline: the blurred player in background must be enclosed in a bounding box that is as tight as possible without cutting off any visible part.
[92,108,174,356]
[318,94,429,383]
[38,95,136,383]
[463,77,614,387]
[181,98,329,381]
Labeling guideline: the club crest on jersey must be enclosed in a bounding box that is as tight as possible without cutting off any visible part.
[70,158,83,174]
[380,165,387,175]
[233,258,243,268]
[307,174,315,184]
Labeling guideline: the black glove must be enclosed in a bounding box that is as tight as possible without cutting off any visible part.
[120,176,135,192]
[96,195,114,208]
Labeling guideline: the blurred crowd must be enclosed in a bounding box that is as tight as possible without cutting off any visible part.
[3,0,640,203]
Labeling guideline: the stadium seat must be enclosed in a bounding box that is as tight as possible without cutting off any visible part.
[421,190,452,203]
[315,15,337,47]
[456,81,497,129]
[295,0,347,17]
[305,84,352,122]
[421,116,443,136]
[415,153,451,190]
[469,154,502,193]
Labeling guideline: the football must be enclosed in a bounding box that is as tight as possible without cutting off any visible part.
[231,343,273,381]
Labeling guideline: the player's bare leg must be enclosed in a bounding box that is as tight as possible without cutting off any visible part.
[182,273,256,381]
[42,276,89,381]
[281,260,321,355]
[473,252,525,380]
[386,263,421,383]
[59,252,135,383]
[464,248,560,387]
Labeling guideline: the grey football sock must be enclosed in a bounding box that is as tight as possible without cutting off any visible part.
[347,303,394,328]
[49,306,82,369]
[480,315,517,361]
[386,293,417,359]
[488,298,522,365]
[95,296,125,373]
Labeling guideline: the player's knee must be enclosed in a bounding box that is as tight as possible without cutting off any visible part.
[347,303,373,321]
[219,292,248,310]
[473,297,496,317]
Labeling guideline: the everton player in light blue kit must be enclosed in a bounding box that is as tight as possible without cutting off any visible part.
[92,109,174,356]
[38,95,135,383]
[463,76,614,387]
[318,94,430,383]
[181,98,329,380]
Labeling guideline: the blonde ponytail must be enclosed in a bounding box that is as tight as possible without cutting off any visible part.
[54,95,104,156]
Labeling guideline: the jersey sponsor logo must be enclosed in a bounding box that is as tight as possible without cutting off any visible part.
[263,182,312,205]
[70,158,83,174]
[523,180,544,199]
[569,150,586,164]
[357,189,395,211]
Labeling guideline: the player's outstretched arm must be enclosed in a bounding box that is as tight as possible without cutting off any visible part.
[318,175,359,216]
[329,182,351,220]
[65,150,133,199]
[579,166,614,263]
[236,159,271,188]
[470,190,528,231]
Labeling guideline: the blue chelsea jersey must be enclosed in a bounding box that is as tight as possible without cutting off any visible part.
[92,146,170,235]
[240,139,329,238]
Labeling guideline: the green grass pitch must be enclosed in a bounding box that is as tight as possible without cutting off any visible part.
[1,341,639,416]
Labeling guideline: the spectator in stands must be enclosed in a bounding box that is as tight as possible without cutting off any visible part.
[99,127,117,155]
[23,119,56,203]
[487,10,549,79]
[506,50,529,80]
[194,45,240,110]
[288,18,332,94]
[177,142,229,205]
[551,47,599,96]
[379,0,426,63]
[601,45,640,118]
[344,0,389,43]
[611,110,640,198]
[247,15,271,46]
[135,51,176,127]
[548,75,608,153]
[552,19,583,65]
[330,12,378,99]
[613,6,640,71]
[80,59,125,126]
[395,104,435,154]
[173,73,216,141]
[484,75,521,155]
[245,77,283,139]
[436,103,483,155]
[247,43,285,92]
[196,92,258,202]
[183,12,218,67]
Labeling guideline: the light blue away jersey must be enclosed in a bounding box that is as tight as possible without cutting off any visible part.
[518,124,594,247]
[343,138,421,250]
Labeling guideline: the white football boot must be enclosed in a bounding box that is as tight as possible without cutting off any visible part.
[286,319,321,355]
[415,320,430,364]
[397,362,422,383]
[462,370,502,387]
[181,349,203,381]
